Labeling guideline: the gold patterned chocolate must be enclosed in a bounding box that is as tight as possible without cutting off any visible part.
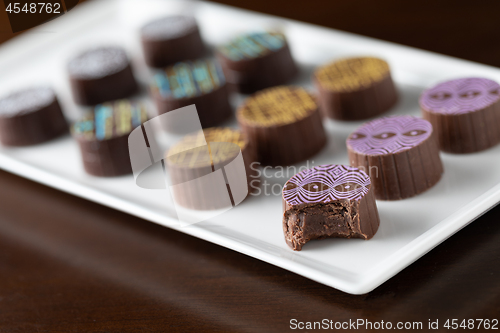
[315,57,390,92]
[237,86,316,127]
[167,127,246,168]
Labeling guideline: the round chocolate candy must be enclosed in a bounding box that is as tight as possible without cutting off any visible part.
[166,127,258,210]
[215,31,298,94]
[72,100,148,177]
[237,86,326,167]
[0,87,67,146]
[68,47,138,105]
[282,164,380,251]
[150,59,232,130]
[313,57,398,120]
[141,15,206,68]
[420,77,500,153]
[347,115,443,200]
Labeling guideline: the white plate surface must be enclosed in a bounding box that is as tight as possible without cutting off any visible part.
[0,0,499,294]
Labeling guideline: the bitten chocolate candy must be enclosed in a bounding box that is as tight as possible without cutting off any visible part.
[166,127,258,210]
[237,86,326,167]
[72,100,148,177]
[141,15,206,68]
[150,59,232,129]
[347,115,443,200]
[282,164,380,251]
[216,31,298,94]
[420,77,500,153]
[0,87,67,146]
[313,57,398,120]
[68,47,138,105]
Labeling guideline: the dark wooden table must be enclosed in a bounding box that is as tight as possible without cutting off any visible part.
[1,1,500,331]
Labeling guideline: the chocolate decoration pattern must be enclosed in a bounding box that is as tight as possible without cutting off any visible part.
[166,127,258,210]
[347,115,443,200]
[237,86,327,166]
[282,164,380,251]
[141,16,205,68]
[313,57,398,120]
[216,32,298,94]
[420,77,500,153]
[72,100,148,177]
[0,87,67,146]
[151,59,232,129]
[68,47,138,105]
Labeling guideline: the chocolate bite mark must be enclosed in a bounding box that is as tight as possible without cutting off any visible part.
[282,165,379,250]
[283,202,358,251]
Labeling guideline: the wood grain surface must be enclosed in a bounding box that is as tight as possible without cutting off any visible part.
[0,0,499,331]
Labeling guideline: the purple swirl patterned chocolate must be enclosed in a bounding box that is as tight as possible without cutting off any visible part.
[420,77,500,153]
[282,165,379,251]
[347,115,432,155]
[420,78,500,115]
[347,116,443,200]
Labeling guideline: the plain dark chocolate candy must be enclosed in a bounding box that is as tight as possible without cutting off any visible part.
[237,86,326,167]
[420,77,500,154]
[68,47,138,106]
[313,57,398,120]
[347,115,443,200]
[215,31,298,94]
[72,99,148,177]
[150,59,232,130]
[141,16,206,68]
[0,87,67,146]
[282,164,380,251]
[166,127,258,210]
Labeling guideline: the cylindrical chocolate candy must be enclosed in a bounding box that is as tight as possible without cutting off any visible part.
[166,127,258,210]
[72,99,148,177]
[215,31,298,94]
[282,164,380,251]
[420,77,500,154]
[313,57,398,120]
[0,87,67,146]
[68,47,138,106]
[347,115,443,200]
[237,86,327,167]
[150,59,232,130]
[141,15,206,68]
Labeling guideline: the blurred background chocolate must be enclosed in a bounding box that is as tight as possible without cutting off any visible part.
[237,86,326,166]
[141,15,206,68]
[68,47,138,106]
[313,57,398,120]
[282,164,380,251]
[216,31,297,94]
[420,77,500,154]
[72,99,148,177]
[166,127,258,210]
[347,115,443,200]
[150,59,232,130]
[0,87,67,146]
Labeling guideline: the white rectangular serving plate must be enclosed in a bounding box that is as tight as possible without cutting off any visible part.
[1,0,500,295]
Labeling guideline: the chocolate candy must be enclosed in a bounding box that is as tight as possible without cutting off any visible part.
[420,77,500,153]
[72,100,148,177]
[141,16,206,68]
[347,115,443,200]
[216,31,298,94]
[166,127,257,210]
[282,164,380,251]
[0,87,67,146]
[68,47,138,105]
[237,86,326,166]
[313,57,398,120]
[150,59,232,130]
